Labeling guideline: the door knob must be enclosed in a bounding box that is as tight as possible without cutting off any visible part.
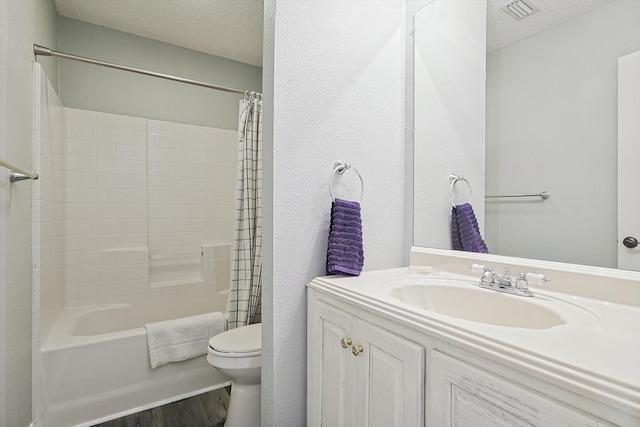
[340,337,352,348]
[623,237,638,249]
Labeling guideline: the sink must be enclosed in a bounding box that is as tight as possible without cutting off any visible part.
[388,279,566,329]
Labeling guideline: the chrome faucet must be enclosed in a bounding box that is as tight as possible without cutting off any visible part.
[479,266,512,287]
[470,264,549,297]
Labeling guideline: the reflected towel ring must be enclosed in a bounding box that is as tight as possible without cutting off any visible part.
[329,161,364,203]
[449,174,472,208]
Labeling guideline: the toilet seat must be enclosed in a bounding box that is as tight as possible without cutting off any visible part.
[209,323,261,357]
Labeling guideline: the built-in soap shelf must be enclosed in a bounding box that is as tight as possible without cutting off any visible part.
[148,243,232,289]
[99,244,231,290]
[149,251,204,288]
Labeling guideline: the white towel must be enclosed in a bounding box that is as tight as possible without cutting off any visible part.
[145,312,225,369]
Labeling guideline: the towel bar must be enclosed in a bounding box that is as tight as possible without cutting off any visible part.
[449,174,472,207]
[329,161,364,203]
[486,191,551,200]
[0,159,39,183]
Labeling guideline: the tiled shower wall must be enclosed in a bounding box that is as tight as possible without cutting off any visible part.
[33,64,67,343]
[33,65,236,343]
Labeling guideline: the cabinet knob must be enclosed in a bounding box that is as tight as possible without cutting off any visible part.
[352,344,364,356]
[340,337,352,348]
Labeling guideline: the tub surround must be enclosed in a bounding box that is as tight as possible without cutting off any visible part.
[33,63,236,343]
[35,302,231,427]
[32,63,237,427]
[307,247,640,425]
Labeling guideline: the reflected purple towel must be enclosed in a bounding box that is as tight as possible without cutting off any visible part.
[326,198,364,276]
[451,203,489,254]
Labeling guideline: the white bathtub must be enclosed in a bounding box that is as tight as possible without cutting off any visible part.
[34,303,231,427]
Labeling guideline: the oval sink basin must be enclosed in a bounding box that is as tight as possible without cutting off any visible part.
[389,280,566,329]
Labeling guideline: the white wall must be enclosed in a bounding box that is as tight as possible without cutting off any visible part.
[485,0,640,267]
[412,0,487,249]
[0,1,57,425]
[262,1,408,425]
[52,17,262,131]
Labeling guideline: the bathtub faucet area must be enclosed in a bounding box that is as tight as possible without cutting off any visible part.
[470,264,549,297]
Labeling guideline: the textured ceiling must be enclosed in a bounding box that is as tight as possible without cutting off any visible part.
[53,0,264,66]
[53,0,616,66]
[487,0,616,52]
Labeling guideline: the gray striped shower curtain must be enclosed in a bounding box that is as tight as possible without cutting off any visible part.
[228,93,263,329]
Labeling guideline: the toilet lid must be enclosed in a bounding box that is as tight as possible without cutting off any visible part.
[209,323,262,354]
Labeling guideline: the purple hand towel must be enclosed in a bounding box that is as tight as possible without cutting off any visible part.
[451,203,489,254]
[327,198,364,276]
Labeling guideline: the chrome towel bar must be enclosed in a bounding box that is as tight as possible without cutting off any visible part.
[486,191,550,200]
[329,161,364,203]
[449,174,473,207]
[0,159,39,183]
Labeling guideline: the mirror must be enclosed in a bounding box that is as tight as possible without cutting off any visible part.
[412,0,640,271]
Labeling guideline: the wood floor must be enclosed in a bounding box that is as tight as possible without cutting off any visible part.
[92,388,229,427]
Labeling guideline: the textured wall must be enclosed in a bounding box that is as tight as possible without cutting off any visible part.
[0,1,58,425]
[262,1,408,425]
[54,17,262,130]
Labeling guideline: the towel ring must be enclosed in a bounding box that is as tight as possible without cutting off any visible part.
[449,174,472,208]
[329,161,364,203]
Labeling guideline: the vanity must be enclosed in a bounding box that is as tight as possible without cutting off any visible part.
[306,247,640,426]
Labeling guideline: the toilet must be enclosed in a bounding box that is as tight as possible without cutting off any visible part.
[207,323,262,427]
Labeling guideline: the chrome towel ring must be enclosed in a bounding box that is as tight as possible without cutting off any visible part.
[329,161,364,203]
[449,174,472,208]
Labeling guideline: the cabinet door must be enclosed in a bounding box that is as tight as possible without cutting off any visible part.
[428,350,614,427]
[308,300,358,427]
[355,321,425,427]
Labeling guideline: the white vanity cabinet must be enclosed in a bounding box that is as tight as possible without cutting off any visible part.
[428,350,615,426]
[307,294,425,427]
[307,267,640,427]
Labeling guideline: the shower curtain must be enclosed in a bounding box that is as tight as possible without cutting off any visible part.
[228,92,263,328]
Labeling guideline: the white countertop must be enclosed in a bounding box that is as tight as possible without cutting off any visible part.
[309,264,640,417]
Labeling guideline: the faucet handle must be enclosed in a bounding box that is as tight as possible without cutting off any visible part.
[515,272,550,289]
[525,272,550,285]
[470,264,496,286]
[470,264,489,274]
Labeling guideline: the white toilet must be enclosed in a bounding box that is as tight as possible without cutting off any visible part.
[207,323,262,427]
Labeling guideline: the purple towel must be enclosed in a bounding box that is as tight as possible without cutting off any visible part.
[327,198,364,276]
[451,203,489,254]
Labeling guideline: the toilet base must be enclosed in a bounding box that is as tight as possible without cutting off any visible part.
[224,381,261,427]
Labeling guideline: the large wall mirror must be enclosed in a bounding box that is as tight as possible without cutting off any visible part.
[412,0,640,271]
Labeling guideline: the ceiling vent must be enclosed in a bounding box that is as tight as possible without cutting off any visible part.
[500,0,540,20]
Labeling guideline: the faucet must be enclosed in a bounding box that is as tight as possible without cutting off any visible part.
[479,266,512,288]
[470,264,549,297]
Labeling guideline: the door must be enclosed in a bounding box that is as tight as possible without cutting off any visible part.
[308,300,358,427]
[618,50,640,270]
[355,321,424,427]
[427,350,611,426]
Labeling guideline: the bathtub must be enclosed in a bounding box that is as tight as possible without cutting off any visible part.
[34,303,231,427]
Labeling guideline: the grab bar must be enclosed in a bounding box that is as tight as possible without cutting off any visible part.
[486,191,550,200]
[0,159,39,183]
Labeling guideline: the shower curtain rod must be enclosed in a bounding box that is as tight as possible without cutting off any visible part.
[33,44,258,96]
